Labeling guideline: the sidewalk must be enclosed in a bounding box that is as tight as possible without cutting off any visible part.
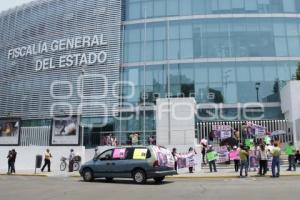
[1,168,300,179]
[170,168,300,179]
[0,170,79,177]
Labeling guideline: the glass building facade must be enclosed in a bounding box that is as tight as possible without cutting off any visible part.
[1,0,300,147]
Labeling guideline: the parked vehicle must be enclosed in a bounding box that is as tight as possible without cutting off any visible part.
[79,145,176,183]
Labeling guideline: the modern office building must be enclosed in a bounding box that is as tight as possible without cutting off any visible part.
[1,0,300,147]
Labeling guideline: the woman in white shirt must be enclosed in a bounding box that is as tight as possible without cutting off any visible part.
[258,144,268,176]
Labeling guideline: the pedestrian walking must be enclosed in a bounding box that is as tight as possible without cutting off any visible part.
[286,142,296,171]
[10,149,17,174]
[172,148,178,171]
[69,149,75,172]
[41,149,52,172]
[239,145,249,178]
[206,145,217,173]
[271,143,281,178]
[258,144,268,176]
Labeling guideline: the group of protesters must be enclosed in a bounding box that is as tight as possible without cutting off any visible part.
[201,139,300,178]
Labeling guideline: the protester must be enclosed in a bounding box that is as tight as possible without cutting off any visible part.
[271,143,281,178]
[206,145,217,173]
[286,142,296,171]
[230,146,240,172]
[239,145,249,177]
[295,150,300,165]
[68,149,75,172]
[208,131,214,145]
[148,136,156,145]
[172,148,178,171]
[41,149,52,172]
[7,150,13,174]
[10,149,17,174]
[188,147,196,173]
[258,144,268,176]
[129,132,139,145]
[201,142,207,165]
[233,128,240,142]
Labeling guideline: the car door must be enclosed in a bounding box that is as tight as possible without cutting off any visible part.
[109,147,134,178]
[93,149,114,177]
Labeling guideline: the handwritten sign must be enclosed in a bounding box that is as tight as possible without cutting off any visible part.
[113,148,126,159]
[133,149,147,160]
[229,151,239,160]
[207,151,218,162]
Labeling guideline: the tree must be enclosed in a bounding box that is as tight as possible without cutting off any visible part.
[296,62,300,80]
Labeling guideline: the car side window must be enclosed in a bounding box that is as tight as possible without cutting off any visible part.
[125,148,134,160]
[146,149,151,158]
[98,149,113,160]
[124,148,151,160]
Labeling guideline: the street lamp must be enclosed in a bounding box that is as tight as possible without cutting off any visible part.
[255,82,261,102]
[80,67,86,146]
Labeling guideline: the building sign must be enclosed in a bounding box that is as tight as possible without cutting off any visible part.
[8,35,108,72]
[0,0,121,119]
[0,119,20,145]
[51,116,79,145]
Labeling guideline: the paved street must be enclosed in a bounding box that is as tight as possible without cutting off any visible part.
[0,176,299,200]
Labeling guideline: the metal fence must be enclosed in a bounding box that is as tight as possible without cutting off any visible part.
[197,120,293,144]
[20,126,51,146]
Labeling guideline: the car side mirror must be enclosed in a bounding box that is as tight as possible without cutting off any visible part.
[93,157,98,162]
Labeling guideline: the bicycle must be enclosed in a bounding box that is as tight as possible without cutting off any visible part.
[60,155,81,171]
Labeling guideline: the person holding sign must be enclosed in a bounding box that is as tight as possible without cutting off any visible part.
[285,142,296,171]
[230,146,240,172]
[206,145,217,173]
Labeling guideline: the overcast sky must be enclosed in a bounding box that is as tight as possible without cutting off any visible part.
[0,0,35,13]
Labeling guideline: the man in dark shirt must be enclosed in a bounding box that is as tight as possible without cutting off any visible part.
[11,149,17,174]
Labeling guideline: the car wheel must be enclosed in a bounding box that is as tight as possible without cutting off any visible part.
[154,177,165,183]
[83,169,94,182]
[133,169,146,184]
[105,177,114,182]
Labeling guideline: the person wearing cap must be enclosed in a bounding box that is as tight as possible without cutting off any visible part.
[69,149,76,172]
[41,149,52,172]
[231,146,240,172]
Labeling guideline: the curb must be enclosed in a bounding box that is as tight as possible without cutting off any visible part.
[166,173,300,179]
[1,173,300,179]
[0,173,48,177]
